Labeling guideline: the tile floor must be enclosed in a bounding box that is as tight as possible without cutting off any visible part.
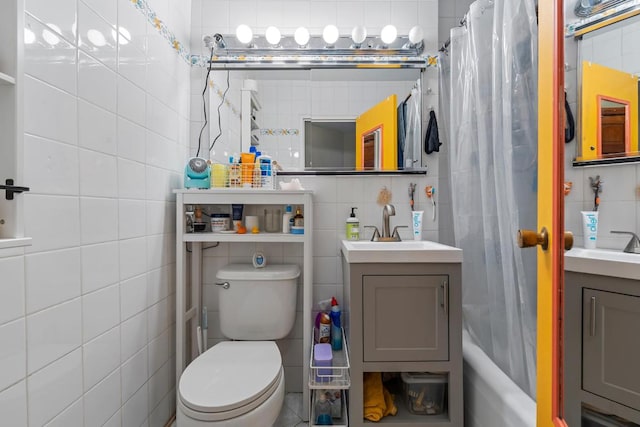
[274,393,309,427]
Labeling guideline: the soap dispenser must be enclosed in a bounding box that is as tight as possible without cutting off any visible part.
[346,207,359,241]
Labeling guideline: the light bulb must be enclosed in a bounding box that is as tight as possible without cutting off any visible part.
[294,27,310,46]
[380,24,397,45]
[351,26,367,45]
[322,25,339,46]
[24,27,36,44]
[235,24,253,45]
[87,29,106,47]
[408,25,424,45]
[265,26,281,45]
[111,26,131,45]
[42,24,61,46]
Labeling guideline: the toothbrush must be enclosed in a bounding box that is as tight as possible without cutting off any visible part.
[408,183,416,211]
[425,186,436,221]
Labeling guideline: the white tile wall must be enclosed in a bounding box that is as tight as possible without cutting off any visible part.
[0,0,189,425]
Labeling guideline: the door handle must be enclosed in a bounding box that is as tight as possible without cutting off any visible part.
[518,227,549,250]
[590,296,596,337]
[0,179,30,200]
[517,228,574,251]
[441,281,448,316]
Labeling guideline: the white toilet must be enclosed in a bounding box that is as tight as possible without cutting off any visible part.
[177,264,300,427]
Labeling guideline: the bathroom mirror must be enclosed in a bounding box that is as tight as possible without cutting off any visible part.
[573,12,640,166]
[208,68,423,172]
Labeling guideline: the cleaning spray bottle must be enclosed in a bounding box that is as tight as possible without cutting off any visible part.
[314,299,332,344]
[330,296,342,351]
[346,207,359,241]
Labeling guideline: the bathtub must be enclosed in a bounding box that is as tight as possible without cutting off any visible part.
[462,330,536,427]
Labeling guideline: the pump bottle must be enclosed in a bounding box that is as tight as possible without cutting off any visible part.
[346,207,359,240]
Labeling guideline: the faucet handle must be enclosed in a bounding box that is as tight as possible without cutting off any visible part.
[392,225,408,241]
[364,226,381,242]
[611,231,640,253]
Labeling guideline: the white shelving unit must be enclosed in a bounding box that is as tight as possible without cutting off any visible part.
[309,328,351,426]
[241,88,261,152]
[175,189,314,419]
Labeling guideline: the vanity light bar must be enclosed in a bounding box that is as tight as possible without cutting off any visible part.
[202,32,431,69]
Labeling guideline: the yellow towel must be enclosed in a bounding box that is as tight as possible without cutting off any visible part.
[383,387,397,416]
[363,372,386,421]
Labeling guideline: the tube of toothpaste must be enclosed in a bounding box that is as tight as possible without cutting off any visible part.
[581,211,598,249]
[412,211,424,241]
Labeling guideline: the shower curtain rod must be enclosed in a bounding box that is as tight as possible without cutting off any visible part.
[439,15,468,52]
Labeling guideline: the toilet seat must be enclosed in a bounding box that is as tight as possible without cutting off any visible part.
[179,341,282,421]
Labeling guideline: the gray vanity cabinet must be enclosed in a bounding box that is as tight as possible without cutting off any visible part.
[343,258,463,427]
[582,288,640,410]
[362,274,449,362]
[564,272,640,426]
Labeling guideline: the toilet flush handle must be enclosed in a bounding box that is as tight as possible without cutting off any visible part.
[215,281,230,289]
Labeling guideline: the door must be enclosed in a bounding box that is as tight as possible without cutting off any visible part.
[583,289,640,409]
[537,1,568,426]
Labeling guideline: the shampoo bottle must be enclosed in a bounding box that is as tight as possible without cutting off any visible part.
[346,207,359,241]
[282,205,293,233]
[330,296,342,351]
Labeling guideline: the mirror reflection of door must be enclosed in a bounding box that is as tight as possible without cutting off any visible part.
[363,128,382,169]
[599,98,628,156]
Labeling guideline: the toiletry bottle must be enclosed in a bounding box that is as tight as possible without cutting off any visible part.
[330,296,342,351]
[346,207,359,241]
[315,393,333,425]
[314,298,332,344]
[282,205,293,233]
[294,206,304,227]
[259,152,273,188]
[228,155,241,188]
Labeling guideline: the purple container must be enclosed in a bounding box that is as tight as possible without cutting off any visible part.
[314,343,333,382]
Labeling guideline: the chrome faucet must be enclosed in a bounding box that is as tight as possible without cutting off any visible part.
[363,204,408,242]
[382,204,395,238]
[611,231,640,254]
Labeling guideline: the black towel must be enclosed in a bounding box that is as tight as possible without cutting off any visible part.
[425,110,442,154]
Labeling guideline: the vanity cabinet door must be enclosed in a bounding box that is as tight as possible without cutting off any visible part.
[362,274,449,362]
[583,288,640,409]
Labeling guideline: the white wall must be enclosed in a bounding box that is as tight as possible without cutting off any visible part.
[0,0,191,425]
[190,0,440,392]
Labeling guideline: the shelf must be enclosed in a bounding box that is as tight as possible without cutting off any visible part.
[250,91,261,110]
[311,389,348,427]
[183,232,305,243]
[309,328,351,389]
[0,71,15,85]
[251,117,260,130]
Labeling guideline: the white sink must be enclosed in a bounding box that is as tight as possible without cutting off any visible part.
[341,239,463,263]
[565,247,640,280]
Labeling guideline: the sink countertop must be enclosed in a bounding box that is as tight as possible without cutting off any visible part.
[565,247,640,280]
[341,239,463,264]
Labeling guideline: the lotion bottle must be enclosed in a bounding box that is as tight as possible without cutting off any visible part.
[346,207,359,240]
[282,205,293,233]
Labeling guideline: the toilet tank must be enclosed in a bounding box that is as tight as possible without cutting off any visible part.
[216,264,300,340]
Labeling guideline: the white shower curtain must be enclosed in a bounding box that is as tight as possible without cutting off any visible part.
[439,0,539,398]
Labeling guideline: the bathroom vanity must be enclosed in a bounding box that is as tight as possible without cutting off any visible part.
[341,240,463,427]
[564,248,640,426]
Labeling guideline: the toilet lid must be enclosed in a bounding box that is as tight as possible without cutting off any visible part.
[179,341,282,414]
